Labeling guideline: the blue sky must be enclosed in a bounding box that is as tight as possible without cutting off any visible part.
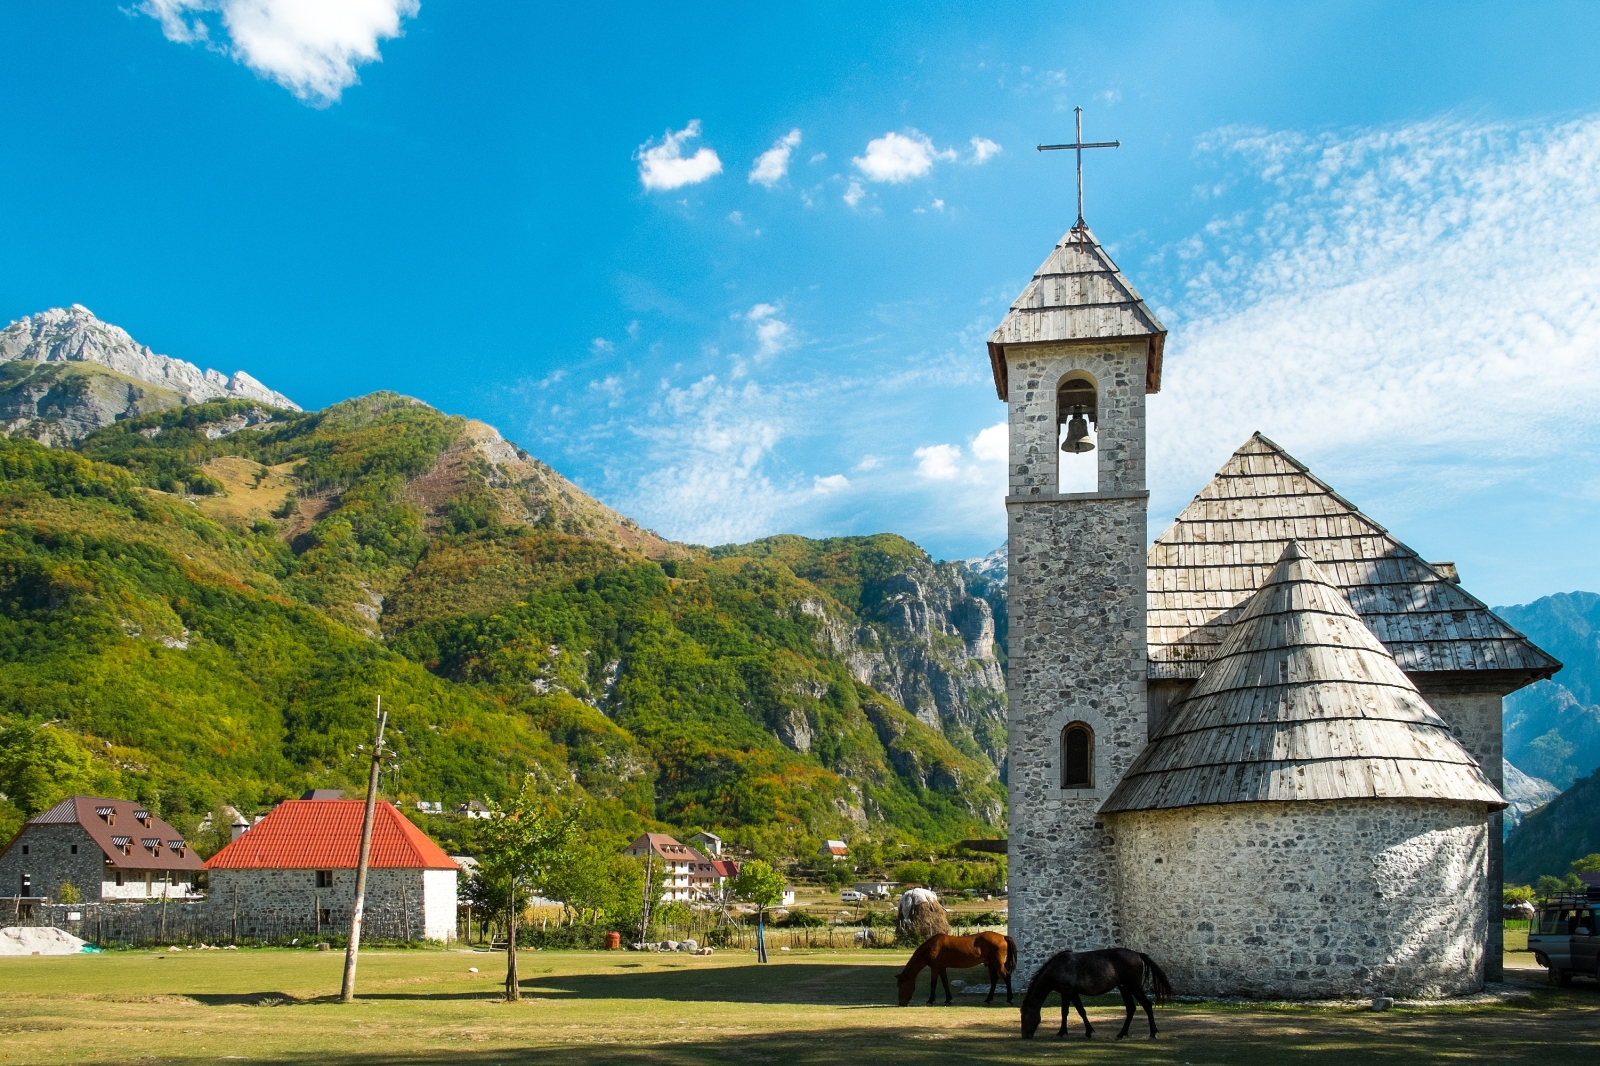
[3,2,1600,606]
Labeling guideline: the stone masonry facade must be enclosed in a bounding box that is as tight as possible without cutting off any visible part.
[206,867,457,942]
[1006,340,1150,978]
[1109,799,1490,999]
[0,823,197,902]
[1419,691,1505,980]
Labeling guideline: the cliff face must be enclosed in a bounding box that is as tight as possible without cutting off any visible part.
[719,535,1010,775]
[0,306,297,443]
[1499,592,1600,787]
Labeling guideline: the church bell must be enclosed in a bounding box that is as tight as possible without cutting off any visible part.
[1061,411,1094,454]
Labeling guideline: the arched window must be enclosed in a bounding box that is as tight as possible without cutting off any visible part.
[1061,722,1094,789]
[1057,375,1098,492]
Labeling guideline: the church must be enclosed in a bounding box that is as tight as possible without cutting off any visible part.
[994,223,1559,999]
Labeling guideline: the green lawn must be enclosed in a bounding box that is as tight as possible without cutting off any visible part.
[0,948,1595,1065]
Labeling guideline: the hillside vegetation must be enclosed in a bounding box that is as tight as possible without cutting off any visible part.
[0,394,1006,858]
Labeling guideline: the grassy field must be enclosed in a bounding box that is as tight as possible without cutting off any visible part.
[0,948,1595,1066]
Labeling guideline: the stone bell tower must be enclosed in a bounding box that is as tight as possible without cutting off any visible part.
[991,225,1166,975]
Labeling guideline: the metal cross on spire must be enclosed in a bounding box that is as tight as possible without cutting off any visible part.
[1037,106,1120,230]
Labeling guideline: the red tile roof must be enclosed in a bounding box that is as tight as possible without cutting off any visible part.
[204,800,458,871]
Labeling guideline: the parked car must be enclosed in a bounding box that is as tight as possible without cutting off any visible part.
[1529,895,1600,986]
[840,890,866,903]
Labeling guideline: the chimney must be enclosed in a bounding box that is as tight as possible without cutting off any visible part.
[231,818,250,841]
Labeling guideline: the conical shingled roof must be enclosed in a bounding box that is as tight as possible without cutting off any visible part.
[1103,542,1507,814]
[1148,433,1560,686]
[986,226,1167,400]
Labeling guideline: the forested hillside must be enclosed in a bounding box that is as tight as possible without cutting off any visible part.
[1500,592,1600,787]
[0,393,1006,858]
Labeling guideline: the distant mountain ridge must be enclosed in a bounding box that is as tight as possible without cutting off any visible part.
[0,306,297,444]
[1498,592,1600,788]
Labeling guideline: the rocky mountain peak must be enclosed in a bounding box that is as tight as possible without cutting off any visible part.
[0,305,298,411]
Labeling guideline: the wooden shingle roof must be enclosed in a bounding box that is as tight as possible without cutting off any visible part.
[1148,433,1559,688]
[987,225,1167,400]
[1104,542,1507,814]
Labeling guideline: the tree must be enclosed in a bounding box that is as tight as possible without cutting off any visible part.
[1504,884,1535,905]
[545,842,644,928]
[478,783,576,1001]
[1570,854,1600,875]
[731,860,786,963]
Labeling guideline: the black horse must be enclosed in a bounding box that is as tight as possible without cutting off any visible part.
[1020,947,1172,1040]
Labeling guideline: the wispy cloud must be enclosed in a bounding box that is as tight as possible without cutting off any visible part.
[853,130,956,183]
[1148,113,1600,533]
[635,120,723,191]
[741,303,795,360]
[843,180,865,208]
[749,128,802,188]
[137,0,417,106]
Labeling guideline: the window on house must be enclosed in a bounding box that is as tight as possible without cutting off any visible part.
[1061,723,1094,789]
[319,909,332,925]
[20,875,31,895]
[316,870,334,888]
[114,869,125,887]
[70,845,78,855]
[20,844,27,855]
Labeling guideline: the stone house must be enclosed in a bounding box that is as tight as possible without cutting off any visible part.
[818,840,849,861]
[0,796,204,903]
[994,223,1558,998]
[204,799,458,941]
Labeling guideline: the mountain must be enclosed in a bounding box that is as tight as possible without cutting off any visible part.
[1507,766,1600,884]
[1498,592,1600,787]
[0,306,297,445]
[0,391,1006,856]
[1503,757,1560,840]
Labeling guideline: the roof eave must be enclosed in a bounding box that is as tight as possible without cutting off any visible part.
[988,330,1166,402]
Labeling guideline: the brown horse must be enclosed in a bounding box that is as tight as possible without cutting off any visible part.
[895,931,1017,1006]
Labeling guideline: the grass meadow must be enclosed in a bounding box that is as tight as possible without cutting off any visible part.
[0,947,1594,1065]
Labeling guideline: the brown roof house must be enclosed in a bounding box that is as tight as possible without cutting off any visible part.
[624,833,723,902]
[991,223,1558,998]
[0,796,204,903]
[204,799,459,941]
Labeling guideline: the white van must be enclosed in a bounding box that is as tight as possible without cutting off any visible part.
[1528,895,1600,986]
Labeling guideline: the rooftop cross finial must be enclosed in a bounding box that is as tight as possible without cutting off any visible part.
[1037,106,1120,231]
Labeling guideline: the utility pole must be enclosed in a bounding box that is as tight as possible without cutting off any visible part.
[638,848,654,947]
[341,696,387,1003]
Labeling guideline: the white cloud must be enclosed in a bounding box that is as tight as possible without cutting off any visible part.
[749,128,802,188]
[1094,88,1122,106]
[1149,113,1600,533]
[843,181,865,207]
[138,0,417,107]
[635,120,723,191]
[809,152,828,164]
[969,137,1001,164]
[813,474,850,495]
[970,422,1007,463]
[913,443,964,480]
[853,130,955,184]
[589,338,614,355]
[741,303,795,360]
[854,455,882,472]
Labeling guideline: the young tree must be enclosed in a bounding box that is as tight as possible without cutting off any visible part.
[478,783,576,1001]
[731,860,786,963]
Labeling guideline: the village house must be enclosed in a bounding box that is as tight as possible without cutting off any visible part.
[818,839,849,862]
[0,796,204,903]
[624,832,729,902]
[204,798,458,941]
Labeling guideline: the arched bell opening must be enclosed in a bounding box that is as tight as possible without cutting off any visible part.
[1061,722,1094,789]
[1057,374,1099,493]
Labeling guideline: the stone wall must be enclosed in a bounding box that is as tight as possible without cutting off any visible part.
[0,824,197,903]
[1005,340,1150,978]
[1420,690,1505,979]
[207,867,456,942]
[1109,799,1490,999]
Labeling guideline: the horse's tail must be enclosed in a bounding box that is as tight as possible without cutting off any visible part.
[1139,952,1173,1004]
[1004,935,1018,976]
